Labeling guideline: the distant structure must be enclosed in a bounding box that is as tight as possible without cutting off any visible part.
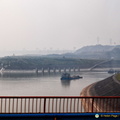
[110,38,112,45]
[97,37,100,45]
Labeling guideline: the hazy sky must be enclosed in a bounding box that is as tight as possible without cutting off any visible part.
[0,0,120,52]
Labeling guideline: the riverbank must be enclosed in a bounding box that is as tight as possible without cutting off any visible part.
[80,74,120,112]
[1,56,120,70]
[81,74,120,96]
[1,68,120,74]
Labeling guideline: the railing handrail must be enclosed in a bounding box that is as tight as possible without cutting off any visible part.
[0,96,119,98]
[0,96,119,113]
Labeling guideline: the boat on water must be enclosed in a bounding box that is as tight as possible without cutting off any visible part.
[61,73,82,80]
[108,69,115,74]
[108,69,120,74]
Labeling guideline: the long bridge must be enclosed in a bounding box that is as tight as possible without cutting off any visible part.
[89,59,113,71]
[0,59,114,74]
[0,96,119,119]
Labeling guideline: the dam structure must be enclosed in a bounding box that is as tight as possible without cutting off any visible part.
[80,74,120,112]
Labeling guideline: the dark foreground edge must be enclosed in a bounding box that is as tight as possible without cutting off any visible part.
[0,113,120,120]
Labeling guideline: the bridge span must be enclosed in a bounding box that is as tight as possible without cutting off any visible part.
[89,59,113,71]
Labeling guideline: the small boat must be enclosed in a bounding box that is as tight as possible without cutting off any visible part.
[108,69,120,74]
[61,73,82,80]
[108,69,115,74]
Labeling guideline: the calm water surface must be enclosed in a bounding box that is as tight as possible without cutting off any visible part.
[0,71,112,96]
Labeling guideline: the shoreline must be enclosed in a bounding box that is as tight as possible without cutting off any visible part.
[80,74,120,112]
[81,74,120,96]
[1,68,120,73]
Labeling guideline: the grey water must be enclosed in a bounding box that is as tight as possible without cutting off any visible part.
[0,71,112,96]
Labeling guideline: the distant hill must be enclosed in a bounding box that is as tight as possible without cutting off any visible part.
[74,45,120,60]
[41,45,120,60]
[1,45,120,70]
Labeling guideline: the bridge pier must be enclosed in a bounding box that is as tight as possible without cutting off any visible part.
[73,67,75,72]
[53,68,56,73]
[59,68,61,73]
[64,68,66,73]
[42,68,44,74]
[69,68,71,72]
[48,68,50,74]
[78,67,80,72]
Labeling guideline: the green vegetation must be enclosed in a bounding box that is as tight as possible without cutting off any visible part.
[116,73,120,81]
[0,56,103,70]
[0,55,120,70]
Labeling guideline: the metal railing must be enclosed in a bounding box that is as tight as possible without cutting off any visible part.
[0,96,119,113]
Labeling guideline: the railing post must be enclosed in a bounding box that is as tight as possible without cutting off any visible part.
[91,98,94,113]
[44,98,46,113]
[0,96,119,114]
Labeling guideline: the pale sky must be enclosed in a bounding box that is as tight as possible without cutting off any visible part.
[0,0,120,53]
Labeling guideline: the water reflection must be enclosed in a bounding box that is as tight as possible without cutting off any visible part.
[0,72,37,78]
[0,71,77,79]
[61,79,71,87]
[60,78,82,87]
[0,72,60,78]
[0,71,111,96]
[0,71,82,87]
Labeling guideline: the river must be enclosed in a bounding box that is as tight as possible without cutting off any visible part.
[0,71,112,96]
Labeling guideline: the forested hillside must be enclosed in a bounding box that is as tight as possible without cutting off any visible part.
[0,56,103,70]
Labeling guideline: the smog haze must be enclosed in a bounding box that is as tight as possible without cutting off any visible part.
[0,0,120,56]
